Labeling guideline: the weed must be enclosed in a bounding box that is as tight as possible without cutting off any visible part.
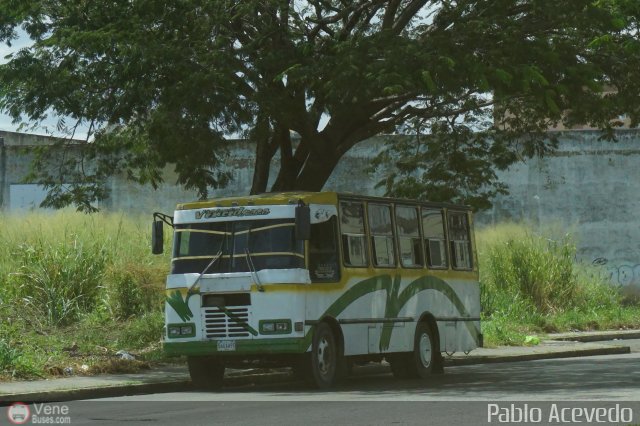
[105,263,164,320]
[117,311,164,349]
[8,238,108,327]
[477,223,634,345]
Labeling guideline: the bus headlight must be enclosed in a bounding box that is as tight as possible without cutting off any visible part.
[259,320,291,335]
[262,323,276,333]
[167,323,195,338]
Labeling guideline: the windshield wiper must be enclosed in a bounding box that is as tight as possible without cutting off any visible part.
[187,250,223,295]
[245,247,264,292]
[241,224,265,292]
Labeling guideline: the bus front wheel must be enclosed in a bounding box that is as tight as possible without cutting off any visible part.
[187,356,225,389]
[310,322,339,389]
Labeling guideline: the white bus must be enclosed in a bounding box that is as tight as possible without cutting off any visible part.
[152,192,481,388]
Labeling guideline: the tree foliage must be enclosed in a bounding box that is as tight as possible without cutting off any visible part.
[1,0,640,210]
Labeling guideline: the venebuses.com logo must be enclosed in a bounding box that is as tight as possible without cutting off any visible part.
[6,402,71,424]
[7,402,30,425]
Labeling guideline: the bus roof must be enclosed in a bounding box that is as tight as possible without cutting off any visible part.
[176,191,471,211]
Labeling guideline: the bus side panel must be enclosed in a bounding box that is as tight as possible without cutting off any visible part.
[392,278,481,354]
[305,286,388,356]
[303,275,480,356]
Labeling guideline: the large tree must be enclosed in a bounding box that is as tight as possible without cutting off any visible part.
[1,0,639,210]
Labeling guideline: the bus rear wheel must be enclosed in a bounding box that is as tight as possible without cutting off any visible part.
[389,321,439,380]
[187,356,225,389]
[412,321,436,379]
[310,322,339,389]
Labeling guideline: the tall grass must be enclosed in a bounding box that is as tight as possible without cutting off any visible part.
[8,238,108,326]
[477,223,630,345]
[0,211,169,324]
[0,210,171,379]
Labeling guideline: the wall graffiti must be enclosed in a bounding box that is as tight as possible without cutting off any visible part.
[593,258,640,287]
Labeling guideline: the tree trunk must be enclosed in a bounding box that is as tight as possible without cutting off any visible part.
[292,149,340,191]
[249,116,277,195]
[269,126,295,191]
[271,134,309,191]
[250,138,271,195]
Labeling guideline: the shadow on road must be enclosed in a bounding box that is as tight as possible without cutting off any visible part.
[210,354,639,398]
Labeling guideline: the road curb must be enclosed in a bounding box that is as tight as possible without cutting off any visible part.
[0,371,295,404]
[444,344,630,366]
[547,331,640,342]
[0,381,193,405]
[0,344,630,403]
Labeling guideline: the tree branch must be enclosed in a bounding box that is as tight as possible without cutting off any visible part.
[382,0,402,29]
[392,0,430,34]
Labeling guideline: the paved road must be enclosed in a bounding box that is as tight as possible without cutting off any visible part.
[51,339,640,425]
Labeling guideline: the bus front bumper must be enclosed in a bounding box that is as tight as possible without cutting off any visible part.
[164,337,310,357]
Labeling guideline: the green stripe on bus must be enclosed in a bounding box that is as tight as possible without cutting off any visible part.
[166,273,480,354]
[217,306,259,336]
[316,274,480,350]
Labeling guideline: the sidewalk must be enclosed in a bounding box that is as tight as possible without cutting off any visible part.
[0,330,635,403]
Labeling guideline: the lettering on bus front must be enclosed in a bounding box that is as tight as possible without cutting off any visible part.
[194,207,271,220]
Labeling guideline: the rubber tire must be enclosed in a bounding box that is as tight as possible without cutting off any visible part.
[310,322,339,389]
[187,356,225,389]
[412,321,436,379]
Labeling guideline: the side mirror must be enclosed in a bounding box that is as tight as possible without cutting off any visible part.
[152,221,164,254]
[295,205,311,240]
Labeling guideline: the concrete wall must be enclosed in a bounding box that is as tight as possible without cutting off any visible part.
[0,131,387,213]
[104,137,388,214]
[476,130,640,294]
[2,129,639,293]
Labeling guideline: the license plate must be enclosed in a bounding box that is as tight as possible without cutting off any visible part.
[217,340,236,352]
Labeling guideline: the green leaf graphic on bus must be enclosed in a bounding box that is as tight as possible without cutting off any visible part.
[319,274,479,352]
[378,274,476,351]
[379,274,402,351]
[167,290,194,322]
[218,306,259,336]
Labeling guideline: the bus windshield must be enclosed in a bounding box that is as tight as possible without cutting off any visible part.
[171,219,304,274]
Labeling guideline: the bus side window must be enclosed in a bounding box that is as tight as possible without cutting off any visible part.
[422,208,448,269]
[309,217,340,282]
[368,203,396,267]
[395,205,423,268]
[448,212,472,270]
[339,201,368,267]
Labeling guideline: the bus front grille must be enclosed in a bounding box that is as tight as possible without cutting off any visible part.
[203,307,250,338]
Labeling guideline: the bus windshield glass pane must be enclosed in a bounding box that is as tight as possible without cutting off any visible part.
[171,219,304,274]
